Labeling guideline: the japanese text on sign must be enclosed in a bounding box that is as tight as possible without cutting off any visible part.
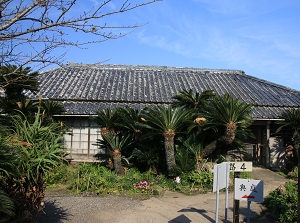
[234,178,264,203]
[229,162,252,172]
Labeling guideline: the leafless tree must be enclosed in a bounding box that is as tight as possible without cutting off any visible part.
[0,0,160,72]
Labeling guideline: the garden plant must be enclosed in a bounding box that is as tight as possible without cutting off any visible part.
[0,65,67,223]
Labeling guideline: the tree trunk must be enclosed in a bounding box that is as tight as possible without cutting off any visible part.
[164,133,177,176]
[112,150,124,176]
[200,124,236,159]
[200,140,217,159]
[223,122,236,144]
[101,127,115,168]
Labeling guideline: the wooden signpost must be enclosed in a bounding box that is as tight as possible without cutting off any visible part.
[234,178,264,223]
[230,162,253,223]
[213,161,256,223]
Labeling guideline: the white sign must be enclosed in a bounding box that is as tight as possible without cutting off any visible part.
[213,162,230,223]
[213,162,230,192]
[229,162,252,172]
[234,178,264,203]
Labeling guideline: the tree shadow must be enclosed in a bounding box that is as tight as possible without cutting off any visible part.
[31,200,71,223]
[168,206,266,223]
[168,208,215,223]
[168,214,191,223]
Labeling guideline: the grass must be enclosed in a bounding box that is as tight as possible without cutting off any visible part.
[45,162,216,196]
[45,162,257,198]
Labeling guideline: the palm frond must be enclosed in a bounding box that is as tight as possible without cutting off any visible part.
[141,105,191,134]
[0,64,39,99]
[41,100,65,116]
[277,108,300,132]
[94,108,121,130]
[202,93,252,128]
[102,132,132,152]
[0,190,15,219]
[172,89,215,111]
[116,106,145,133]
[276,108,300,144]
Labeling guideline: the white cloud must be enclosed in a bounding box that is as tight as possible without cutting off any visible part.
[133,0,300,89]
[192,0,254,16]
[137,30,191,56]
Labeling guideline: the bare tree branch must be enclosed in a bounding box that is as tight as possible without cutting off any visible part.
[0,0,161,72]
[0,1,39,32]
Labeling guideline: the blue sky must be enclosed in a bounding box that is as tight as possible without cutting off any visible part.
[62,0,300,90]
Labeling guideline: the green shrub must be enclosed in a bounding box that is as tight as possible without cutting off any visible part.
[0,189,15,221]
[68,163,117,194]
[186,170,213,190]
[45,163,71,187]
[239,171,251,179]
[1,110,66,223]
[286,166,298,181]
[68,163,169,195]
[47,162,216,196]
[163,170,214,194]
[265,181,297,223]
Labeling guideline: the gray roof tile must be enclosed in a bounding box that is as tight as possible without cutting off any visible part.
[25,64,300,119]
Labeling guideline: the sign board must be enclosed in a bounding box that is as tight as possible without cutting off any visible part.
[234,178,264,203]
[213,162,230,223]
[229,162,252,172]
[213,162,230,192]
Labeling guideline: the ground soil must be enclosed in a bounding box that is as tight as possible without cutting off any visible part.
[32,166,289,223]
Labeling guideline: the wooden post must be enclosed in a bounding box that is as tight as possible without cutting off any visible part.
[233,172,240,223]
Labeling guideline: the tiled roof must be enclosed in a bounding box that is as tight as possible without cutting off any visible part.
[25,63,300,119]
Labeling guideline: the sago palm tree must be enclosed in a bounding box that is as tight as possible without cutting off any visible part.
[277,108,300,150]
[95,108,121,136]
[0,65,39,126]
[40,99,66,126]
[141,105,192,176]
[117,106,146,136]
[172,89,215,111]
[129,146,160,174]
[200,93,253,159]
[0,97,38,121]
[41,99,65,116]
[0,64,39,99]
[178,133,203,171]
[101,132,131,175]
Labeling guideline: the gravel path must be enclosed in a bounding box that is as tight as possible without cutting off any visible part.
[32,194,144,223]
[32,167,287,223]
